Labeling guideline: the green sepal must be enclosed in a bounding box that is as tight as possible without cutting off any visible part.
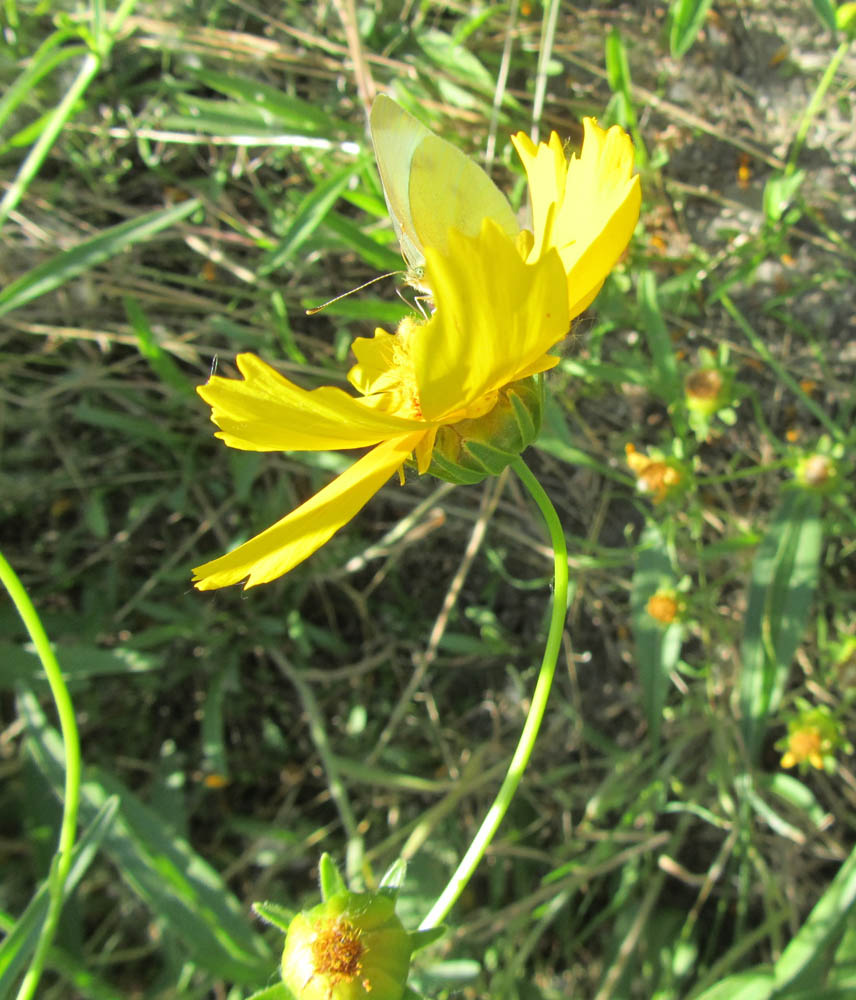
[409,925,446,953]
[253,900,296,934]
[426,375,545,485]
[318,852,347,900]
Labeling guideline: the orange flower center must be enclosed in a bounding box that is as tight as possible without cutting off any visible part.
[646,593,679,625]
[310,917,366,995]
[788,726,823,762]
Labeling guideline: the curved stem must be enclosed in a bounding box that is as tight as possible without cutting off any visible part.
[419,457,568,929]
[0,551,81,1000]
[786,38,851,176]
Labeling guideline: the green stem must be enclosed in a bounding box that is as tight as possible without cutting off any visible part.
[719,292,841,440]
[269,650,364,887]
[0,0,140,230]
[419,457,568,929]
[786,38,851,176]
[0,551,81,1000]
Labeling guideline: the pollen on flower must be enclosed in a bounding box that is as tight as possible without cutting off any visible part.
[310,917,366,995]
[391,316,424,419]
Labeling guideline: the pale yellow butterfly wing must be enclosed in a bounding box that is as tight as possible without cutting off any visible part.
[369,95,518,285]
[369,95,431,274]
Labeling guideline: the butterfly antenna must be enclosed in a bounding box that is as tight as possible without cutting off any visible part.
[306,272,401,315]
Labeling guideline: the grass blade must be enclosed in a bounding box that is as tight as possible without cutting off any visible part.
[19,691,273,986]
[668,0,716,58]
[739,490,823,760]
[260,165,360,275]
[0,198,200,318]
[0,796,118,996]
[631,522,683,747]
[773,842,856,991]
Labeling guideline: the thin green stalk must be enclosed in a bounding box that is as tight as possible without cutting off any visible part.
[418,456,569,929]
[0,50,100,229]
[786,38,852,176]
[0,0,140,230]
[719,292,842,440]
[269,649,365,887]
[0,551,81,1000]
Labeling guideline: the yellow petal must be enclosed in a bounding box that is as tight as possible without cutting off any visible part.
[510,131,567,261]
[513,120,641,318]
[412,220,568,422]
[193,432,426,589]
[347,328,401,396]
[199,353,422,452]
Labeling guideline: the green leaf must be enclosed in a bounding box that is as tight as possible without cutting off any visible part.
[416,29,495,93]
[0,198,200,317]
[0,796,118,994]
[692,968,775,1000]
[811,0,838,32]
[0,642,162,689]
[245,985,292,1000]
[124,296,195,398]
[630,522,683,747]
[189,68,347,134]
[605,29,633,108]
[763,171,805,223]
[668,0,716,58]
[20,691,273,985]
[260,164,360,275]
[773,842,856,992]
[253,901,295,935]
[0,36,86,138]
[638,270,683,406]
[739,490,823,760]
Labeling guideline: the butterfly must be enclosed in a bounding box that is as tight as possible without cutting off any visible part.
[369,95,519,292]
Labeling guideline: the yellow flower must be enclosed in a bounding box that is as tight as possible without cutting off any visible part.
[625,444,685,504]
[646,590,683,626]
[281,891,412,1000]
[777,704,850,773]
[193,222,569,589]
[512,119,641,315]
[779,724,825,771]
[193,120,640,590]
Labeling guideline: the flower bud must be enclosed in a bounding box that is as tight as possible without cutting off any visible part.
[837,2,856,37]
[281,890,412,1000]
[428,375,544,485]
[684,367,729,418]
[795,452,839,492]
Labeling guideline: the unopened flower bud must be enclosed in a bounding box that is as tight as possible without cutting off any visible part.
[684,367,728,418]
[795,452,839,491]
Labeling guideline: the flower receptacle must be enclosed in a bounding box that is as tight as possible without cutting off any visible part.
[427,376,544,485]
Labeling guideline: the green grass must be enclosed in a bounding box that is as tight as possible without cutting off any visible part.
[2,1,856,998]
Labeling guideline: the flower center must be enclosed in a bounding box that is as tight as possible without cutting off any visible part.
[311,917,365,994]
[789,726,822,761]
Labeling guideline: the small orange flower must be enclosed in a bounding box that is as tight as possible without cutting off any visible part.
[626,444,684,503]
[646,591,683,625]
[777,704,850,773]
